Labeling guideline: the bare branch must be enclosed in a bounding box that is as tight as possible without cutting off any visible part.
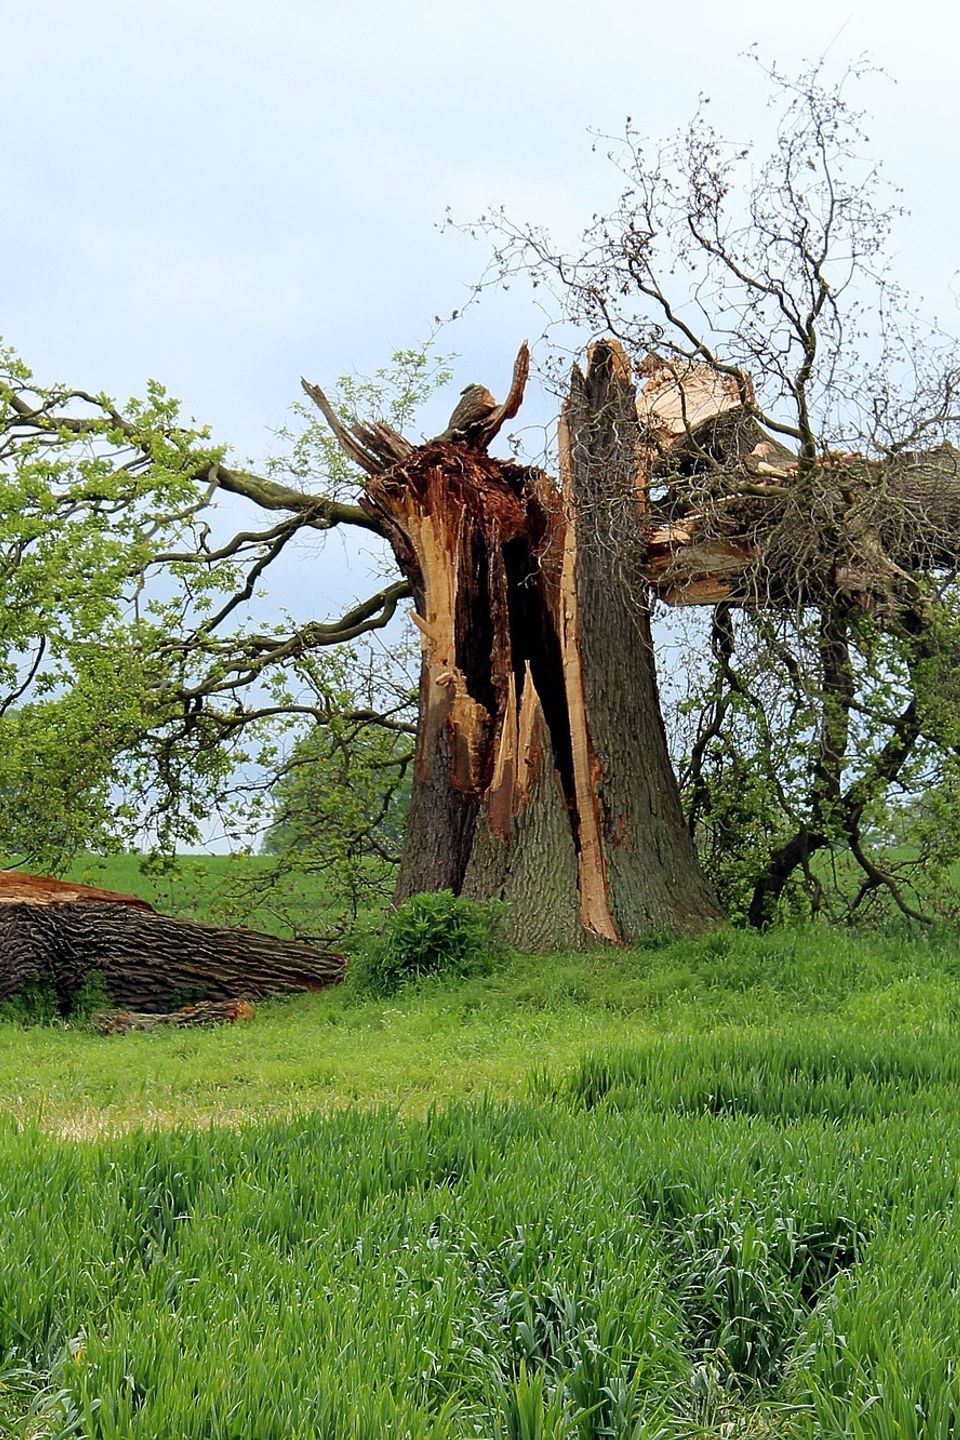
[180,581,412,698]
[211,461,380,532]
[298,379,414,473]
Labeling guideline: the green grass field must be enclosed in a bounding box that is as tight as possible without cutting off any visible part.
[65,852,352,939]
[2,857,960,1435]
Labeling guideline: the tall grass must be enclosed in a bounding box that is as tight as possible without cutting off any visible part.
[2,923,958,1134]
[1,1062,960,1433]
[3,912,960,1432]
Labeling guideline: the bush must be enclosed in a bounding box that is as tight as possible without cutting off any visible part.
[355,890,507,996]
[70,970,112,1025]
[0,971,114,1028]
[0,976,60,1027]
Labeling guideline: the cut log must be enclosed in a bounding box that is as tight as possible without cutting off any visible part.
[91,999,256,1034]
[0,872,344,1013]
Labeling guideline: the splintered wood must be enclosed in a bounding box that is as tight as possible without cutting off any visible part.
[305,338,724,943]
[636,358,766,604]
[404,481,491,794]
[635,356,751,440]
[363,432,627,940]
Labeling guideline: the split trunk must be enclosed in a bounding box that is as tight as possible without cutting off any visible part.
[308,341,960,942]
[362,343,721,948]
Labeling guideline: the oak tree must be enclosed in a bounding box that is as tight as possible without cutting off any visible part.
[5,64,960,942]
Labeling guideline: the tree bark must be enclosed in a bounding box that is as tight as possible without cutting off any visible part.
[360,343,722,947]
[0,875,343,1012]
[560,345,722,939]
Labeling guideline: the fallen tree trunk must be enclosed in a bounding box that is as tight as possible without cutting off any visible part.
[635,357,960,625]
[0,873,344,1013]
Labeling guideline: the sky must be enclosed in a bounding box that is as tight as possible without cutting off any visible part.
[4,0,959,623]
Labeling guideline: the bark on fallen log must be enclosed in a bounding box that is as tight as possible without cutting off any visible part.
[91,999,256,1034]
[0,872,344,1013]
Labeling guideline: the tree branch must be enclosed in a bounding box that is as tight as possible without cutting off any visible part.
[2,385,382,534]
[179,581,412,697]
[298,380,413,473]
[475,340,530,448]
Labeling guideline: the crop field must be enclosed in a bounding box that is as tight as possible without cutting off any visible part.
[2,865,960,1435]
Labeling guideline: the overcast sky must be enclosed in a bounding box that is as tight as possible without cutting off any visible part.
[5,0,958,621]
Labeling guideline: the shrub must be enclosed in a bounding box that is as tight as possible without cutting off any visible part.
[0,971,116,1028]
[356,890,507,995]
[0,976,60,1027]
[70,970,112,1025]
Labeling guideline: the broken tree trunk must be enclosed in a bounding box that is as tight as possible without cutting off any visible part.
[0,872,344,1012]
[634,356,960,627]
[323,342,722,948]
[299,342,960,943]
[555,344,722,939]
